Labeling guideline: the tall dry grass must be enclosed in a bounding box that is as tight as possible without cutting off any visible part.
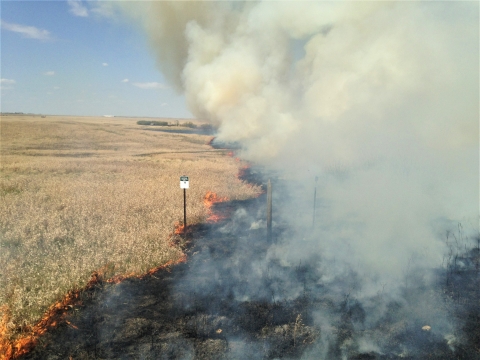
[0,115,260,340]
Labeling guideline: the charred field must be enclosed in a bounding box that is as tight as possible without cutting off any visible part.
[17,168,480,360]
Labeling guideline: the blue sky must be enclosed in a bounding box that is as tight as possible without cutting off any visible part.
[0,0,193,118]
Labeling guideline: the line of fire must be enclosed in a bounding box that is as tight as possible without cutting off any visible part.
[0,138,280,359]
[1,139,478,359]
[2,150,479,359]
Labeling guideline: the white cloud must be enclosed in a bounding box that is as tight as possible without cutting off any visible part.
[132,82,167,90]
[53,86,60,90]
[0,79,16,85]
[67,0,89,17]
[0,78,15,91]
[161,102,168,107]
[121,78,129,83]
[90,2,116,18]
[44,71,55,76]
[102,62,109,67]
[1,20,52,41]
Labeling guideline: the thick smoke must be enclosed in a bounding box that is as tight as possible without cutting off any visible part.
[118,0,478,289]
[111,0,478,357]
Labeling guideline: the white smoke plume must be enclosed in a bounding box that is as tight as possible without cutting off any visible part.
[62,2,479,356]
[118,2,476,156]
[115,0,478,282]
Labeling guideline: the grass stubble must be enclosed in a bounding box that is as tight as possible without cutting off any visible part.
[0,115,261,349]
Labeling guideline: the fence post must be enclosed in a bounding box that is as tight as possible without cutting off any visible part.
[267,180,272,243]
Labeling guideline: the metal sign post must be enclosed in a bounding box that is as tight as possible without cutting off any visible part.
[267,179,272,243]
[180,176,189,232]
[313,176,318,229]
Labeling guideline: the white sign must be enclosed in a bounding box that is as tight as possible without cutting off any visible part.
[180,176,189,189]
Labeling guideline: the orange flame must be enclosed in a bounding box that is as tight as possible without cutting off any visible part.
[1,282,86,359]
[1,191,238,358]
[1,306,13,360]
[174,222,184,235]
[167,222,186,247]
[0,230,188,359]
[204,192,228,223]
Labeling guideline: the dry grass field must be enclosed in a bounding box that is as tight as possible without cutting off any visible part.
[0,115,260,342]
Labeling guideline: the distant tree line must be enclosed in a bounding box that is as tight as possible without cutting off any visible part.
[136,120,214,130]
[137,120,169,126]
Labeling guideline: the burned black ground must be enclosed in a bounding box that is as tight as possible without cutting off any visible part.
[20,179,480,359]
[20,196,314,359]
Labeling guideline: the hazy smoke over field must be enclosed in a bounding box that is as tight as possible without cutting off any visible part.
[112,0,478,356]
[118,0,478,279]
